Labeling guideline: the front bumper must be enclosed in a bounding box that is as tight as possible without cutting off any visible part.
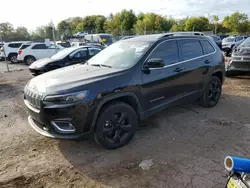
[226,56,250,72]
[29,68,45,76]
[25,97,94,140]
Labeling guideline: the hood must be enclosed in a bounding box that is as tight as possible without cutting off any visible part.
[232,47,250,56]
[27,64,123,95]
[29,58,54,69]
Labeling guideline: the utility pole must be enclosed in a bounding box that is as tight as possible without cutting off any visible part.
[0,34,9,72]
[192,25,195,32]
[50,20,57,53]
[144,24,147,35]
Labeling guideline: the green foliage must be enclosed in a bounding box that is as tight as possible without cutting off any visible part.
[0,11,249,42]
[222,12,249,33]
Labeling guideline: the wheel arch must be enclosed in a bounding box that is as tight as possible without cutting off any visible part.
[90,92,142,132]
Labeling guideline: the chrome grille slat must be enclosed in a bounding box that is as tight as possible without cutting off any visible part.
[24,87,42,110]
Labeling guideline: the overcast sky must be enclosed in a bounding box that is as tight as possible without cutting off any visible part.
[1,0,249,31]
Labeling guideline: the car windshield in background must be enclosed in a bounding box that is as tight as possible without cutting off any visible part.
[224,37,235,42]
[88,40,152,69]
[211,36,219,41]
[50,47,76,60]
[239,37,250,47]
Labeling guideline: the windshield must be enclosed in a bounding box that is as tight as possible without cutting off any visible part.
[223,37,235,42]
[87,40,152,69]
[50,47,76,60]
[239,37,250,47]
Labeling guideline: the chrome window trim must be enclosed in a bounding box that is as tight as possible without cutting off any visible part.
[142,38,217,70]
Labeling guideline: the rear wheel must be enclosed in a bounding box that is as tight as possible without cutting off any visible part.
[199,76,222,108]
[9,54,18,63]
[25,56,36,65]
[94,102,138,149]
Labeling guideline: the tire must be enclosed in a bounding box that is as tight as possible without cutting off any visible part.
[94,102,138,149]
[9,54,18,63]
[25,56,36,65]
[199,76,222,108]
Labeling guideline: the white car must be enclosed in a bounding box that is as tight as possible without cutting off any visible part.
[222,36,245,51]
[17,42,64,65]
[0,41,31,63]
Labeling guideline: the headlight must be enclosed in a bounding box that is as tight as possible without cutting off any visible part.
[44,90,89,104]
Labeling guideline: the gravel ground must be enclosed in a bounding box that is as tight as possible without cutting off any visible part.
[1,62,250,188]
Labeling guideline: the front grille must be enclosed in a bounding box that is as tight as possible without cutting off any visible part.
[24,86,43,109]
[231,62,250,70]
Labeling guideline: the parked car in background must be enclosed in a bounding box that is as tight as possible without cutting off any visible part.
[208,35,222,49]
[225,37,250,76]
[56,41,71,48]
[84,33,116,46]
[24,33,225,149]
[0,41,30,63]
[70,42,86,47]
[28,46,102,75]
[218,34,229,40]
[73,32,88,38]
[17,42,64,65]
[222,36,245,56]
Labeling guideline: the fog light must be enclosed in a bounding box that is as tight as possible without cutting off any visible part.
[51,121,75,133]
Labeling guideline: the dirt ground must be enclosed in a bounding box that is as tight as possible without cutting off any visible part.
[1,62,250,188]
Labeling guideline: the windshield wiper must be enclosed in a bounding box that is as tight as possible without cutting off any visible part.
[90,64,112,68]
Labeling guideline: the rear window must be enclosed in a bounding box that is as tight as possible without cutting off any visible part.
[32,44,47,49]
[179,39,203,61]
[200,40,215,54]
[8,43,22,48]
[20,44,30,50]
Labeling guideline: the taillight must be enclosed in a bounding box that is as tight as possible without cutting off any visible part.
[18,50,22,55]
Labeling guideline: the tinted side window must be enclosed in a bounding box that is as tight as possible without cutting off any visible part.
[179,39,203,61]
[89,48,101,56]
[200,40,215,54]
[149,40,179,65]
[32,44,47,49]
[20,44,30,50]
[8,43,22,48]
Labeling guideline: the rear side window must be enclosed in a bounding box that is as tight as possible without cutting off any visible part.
[32,44,47,49]
[149,40,179,65]
[200,40,215,55]
[8,43,22,48]
[20,44,30,50]
[179,39,203,61]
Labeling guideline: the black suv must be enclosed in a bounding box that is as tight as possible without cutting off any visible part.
[24,33,225,149]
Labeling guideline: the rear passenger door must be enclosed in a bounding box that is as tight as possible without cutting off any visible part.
[178,39,214,94]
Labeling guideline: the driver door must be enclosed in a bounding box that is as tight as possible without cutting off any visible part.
[140,40,188,110]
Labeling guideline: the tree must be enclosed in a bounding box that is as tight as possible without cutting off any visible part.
[57,20,71,35]
[212,15,219,34]
[223,12,249,33]
[0,22,14,40]
[184,16,210,31]
[13,27,30,40]
[170,24,179,32]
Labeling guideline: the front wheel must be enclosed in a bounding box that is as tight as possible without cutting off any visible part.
[94,102,138,149]
[199,76,222,108]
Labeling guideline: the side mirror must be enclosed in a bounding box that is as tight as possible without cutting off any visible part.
[144,58,165,69]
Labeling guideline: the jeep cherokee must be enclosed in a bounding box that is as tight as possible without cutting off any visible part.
[24,33,225,149]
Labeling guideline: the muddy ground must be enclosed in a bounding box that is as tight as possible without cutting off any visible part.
[1,62,250,188]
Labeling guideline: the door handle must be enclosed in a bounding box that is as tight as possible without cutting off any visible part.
[174,67,183,72]
[204,60,211,64]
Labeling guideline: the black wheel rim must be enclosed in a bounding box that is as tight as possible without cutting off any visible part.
[103,112,132,144]
[208,80,221,105]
